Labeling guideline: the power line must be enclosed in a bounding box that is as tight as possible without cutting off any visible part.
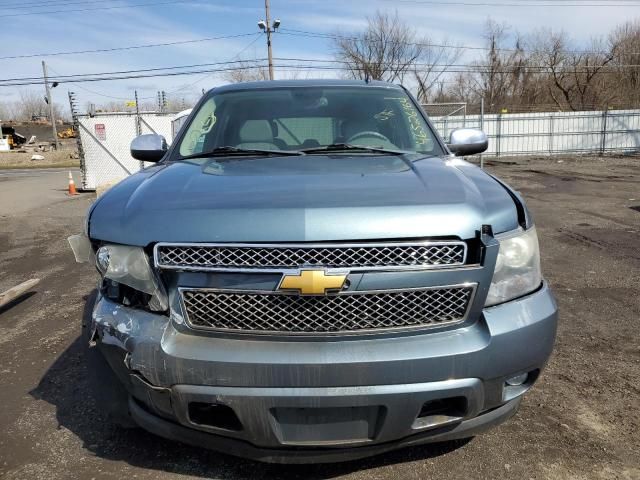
[0,0,193,17]
[2,60,640,87]
[0,20,632,61]
[0,58,267,83]
[48,65,147,100]
[0,32,256,61]
[279,28,640,55]
[0,64,277,87]
[3,56,640,85]
[0,0,135,11]
[274,57,640,71]
[387,0,640,6]
[161,33,264,96]
[47,34,264,100]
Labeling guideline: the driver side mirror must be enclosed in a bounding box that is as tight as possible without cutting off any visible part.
[447,128,488,157]
[130,134,168,162]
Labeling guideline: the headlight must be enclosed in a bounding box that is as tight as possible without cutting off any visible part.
[95,244,168,311]
[485,227,542,307]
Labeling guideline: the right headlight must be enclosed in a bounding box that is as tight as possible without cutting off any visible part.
[68,234,168,311]
[485,227,542,307]
[95,244,168,312]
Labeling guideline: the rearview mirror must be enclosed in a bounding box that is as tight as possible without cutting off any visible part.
[447,128,488,157]
[130,134,167,162]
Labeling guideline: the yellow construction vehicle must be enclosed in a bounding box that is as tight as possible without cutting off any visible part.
[57,127,77,139]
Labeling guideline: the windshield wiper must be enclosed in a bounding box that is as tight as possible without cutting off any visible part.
[299,143,409,155]
[179,146,304,160]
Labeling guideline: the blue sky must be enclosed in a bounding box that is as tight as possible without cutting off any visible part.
[0,0,639,111]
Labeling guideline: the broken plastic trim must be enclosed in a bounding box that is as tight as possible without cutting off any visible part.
[68,234,168,312]
[68,233,93,263]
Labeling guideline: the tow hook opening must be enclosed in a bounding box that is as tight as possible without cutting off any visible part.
[188,402,243,432]
[412,397,468,430]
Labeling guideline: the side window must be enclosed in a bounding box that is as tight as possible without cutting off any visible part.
[179,98,217,156]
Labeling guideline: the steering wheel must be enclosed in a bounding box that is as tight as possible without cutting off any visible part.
[346,131,390,144]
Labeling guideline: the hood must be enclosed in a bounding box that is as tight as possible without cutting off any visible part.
[89,154,519,246]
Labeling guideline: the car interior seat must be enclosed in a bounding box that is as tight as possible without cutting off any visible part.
[236,120,279,150]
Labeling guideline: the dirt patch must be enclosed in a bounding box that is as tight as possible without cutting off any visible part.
[0,147,79,169]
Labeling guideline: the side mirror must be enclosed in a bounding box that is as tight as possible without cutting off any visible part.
[447,128,488,157]
[130,134,167,162]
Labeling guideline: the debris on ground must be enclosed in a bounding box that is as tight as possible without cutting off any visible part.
[0,278,40,309]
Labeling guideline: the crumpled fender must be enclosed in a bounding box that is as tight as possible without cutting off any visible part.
[91,292,169,354]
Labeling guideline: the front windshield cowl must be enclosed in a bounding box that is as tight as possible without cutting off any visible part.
[178,146,305,161]
[172,85,444,162]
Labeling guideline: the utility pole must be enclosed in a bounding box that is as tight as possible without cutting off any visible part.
[258,0,280,80]
[264,0,274,80]
[42,61,59,150]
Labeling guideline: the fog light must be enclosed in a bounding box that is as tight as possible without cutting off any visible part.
[506,373,528,386]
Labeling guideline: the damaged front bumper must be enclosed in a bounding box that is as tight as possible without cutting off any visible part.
[91,283,557,463]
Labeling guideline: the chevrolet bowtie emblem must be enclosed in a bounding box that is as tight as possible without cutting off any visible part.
[278,270,347,295]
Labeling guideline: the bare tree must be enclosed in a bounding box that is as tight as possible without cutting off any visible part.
[467,21,541,112]
[6,90,65,121]
[0,101,16,120]
[412,39,463,103]
[223,60,269,83]
[333,10,423,82]
[534,31,619,111]
[609,20,640,106]
[16,90,48,120]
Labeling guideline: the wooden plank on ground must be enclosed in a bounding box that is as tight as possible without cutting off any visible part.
[0,278,40,309]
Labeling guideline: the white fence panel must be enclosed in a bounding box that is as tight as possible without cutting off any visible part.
[139,113,174,139]
[78,112,181,190]
[78,114,141,190]
[429,109,640,157]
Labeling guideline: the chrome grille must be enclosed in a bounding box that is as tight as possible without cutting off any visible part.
[156,242,467,271]
[180,285,475,334]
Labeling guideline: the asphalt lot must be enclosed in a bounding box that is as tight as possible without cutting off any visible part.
[0,157,638,480]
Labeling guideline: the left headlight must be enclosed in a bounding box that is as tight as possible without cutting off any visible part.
[95,244,168,311]
[485,227,542,307]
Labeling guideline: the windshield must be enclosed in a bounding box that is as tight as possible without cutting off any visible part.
[174,86,444,158]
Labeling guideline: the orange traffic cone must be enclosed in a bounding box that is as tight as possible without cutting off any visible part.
[68,171,79,196]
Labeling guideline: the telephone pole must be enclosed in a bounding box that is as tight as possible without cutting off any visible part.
[42,61,59,150]
[264,0,274,80]
[258,0,280,80]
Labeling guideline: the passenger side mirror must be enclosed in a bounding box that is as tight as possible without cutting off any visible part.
[130,134,168,162]
[447,128,488,157]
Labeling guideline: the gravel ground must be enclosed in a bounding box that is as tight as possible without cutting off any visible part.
[0,157,638,480]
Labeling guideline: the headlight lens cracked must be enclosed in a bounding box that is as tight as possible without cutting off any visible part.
[95,244,168,311]
[485,227,542,307]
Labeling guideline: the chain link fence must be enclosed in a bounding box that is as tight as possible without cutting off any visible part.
[75,111,177,190]
[421,103,467,140]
